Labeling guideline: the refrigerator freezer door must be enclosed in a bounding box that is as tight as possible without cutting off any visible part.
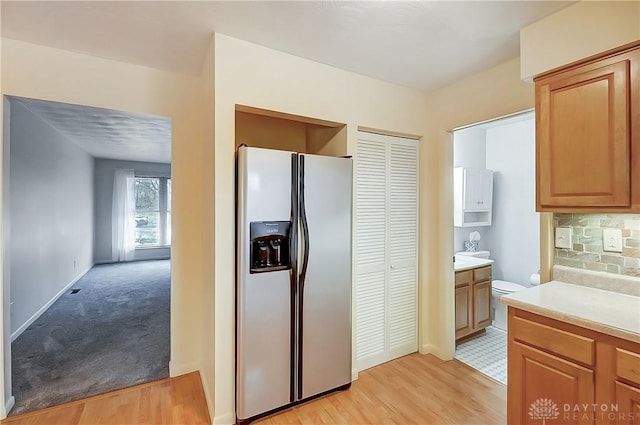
[237,147,295,420]
[298,154,353,400]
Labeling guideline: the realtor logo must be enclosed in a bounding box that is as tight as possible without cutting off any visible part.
[529,398,560,424]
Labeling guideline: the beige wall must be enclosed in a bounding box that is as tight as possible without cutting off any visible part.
[0,38,210,415]
[520,1,640,80]
[212,33,430,424]
[422,57,535,360]
[200,36,216,423]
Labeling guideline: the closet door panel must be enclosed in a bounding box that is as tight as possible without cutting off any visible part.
[388,139,418,356]
[355,270,387,371]
[355,136,387,370]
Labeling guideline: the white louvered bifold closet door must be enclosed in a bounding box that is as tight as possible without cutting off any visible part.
[355,135,388,370]
[355,131,418,372]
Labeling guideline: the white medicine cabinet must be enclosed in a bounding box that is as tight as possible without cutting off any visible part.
[454,167,494,227]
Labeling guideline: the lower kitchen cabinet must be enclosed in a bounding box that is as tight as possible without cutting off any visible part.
[508,308,640,425]
[509,341,595,425]
[614,381,640,425]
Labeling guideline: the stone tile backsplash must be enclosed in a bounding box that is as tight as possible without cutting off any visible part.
[553,213,640,277]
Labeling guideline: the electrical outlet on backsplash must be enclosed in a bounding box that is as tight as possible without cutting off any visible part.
[553,213,640,277]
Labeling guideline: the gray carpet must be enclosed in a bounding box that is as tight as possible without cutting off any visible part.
[10,259,170,416]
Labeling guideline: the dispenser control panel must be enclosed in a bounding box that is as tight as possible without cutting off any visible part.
[249,221,291,273]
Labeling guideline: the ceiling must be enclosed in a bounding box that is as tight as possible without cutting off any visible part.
[2,1,575,92]
[2,1,574,162]
[12,97,172,164]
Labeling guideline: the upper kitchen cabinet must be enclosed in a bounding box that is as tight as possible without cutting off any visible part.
[535,42,640,212]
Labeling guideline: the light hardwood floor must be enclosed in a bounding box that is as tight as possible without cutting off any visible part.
[257,353,506,425]
[2,354,506,425]
[1,372,210,425]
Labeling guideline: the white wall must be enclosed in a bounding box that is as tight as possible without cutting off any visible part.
[454,227,490,255]
[8,98,94,337]
[2,98,13,413]
[452,126,486,169]
[485,114,539,285]
[94,158,171,263]
[453,126,488,253]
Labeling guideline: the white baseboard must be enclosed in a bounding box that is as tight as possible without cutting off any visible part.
[213,411,235,425]
[11,264,93,342]
[94,257,171,265]
[351,367,359,381]
[4,395,15,417]
[169,360,199,377]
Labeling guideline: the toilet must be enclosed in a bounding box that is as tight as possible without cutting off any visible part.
[455,250,539,331]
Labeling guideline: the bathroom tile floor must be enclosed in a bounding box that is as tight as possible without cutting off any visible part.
[454,326,506,385]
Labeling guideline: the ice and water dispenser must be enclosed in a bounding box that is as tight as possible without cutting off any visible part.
[249,221,291,273]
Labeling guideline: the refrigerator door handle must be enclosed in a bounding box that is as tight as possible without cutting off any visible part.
[297,154,310,400]
[289,153,299,403]
[299,155,310,292]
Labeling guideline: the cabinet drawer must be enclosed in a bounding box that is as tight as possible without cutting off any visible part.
[473,266,492,282]
[616,348,640,386]
[455,270,472,287]
[511,316,595,366]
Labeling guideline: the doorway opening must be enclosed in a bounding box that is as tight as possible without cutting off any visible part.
[3,96,172,415]
[452,110,539,384]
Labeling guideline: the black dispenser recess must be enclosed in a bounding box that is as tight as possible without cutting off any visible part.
[249,221,291,273]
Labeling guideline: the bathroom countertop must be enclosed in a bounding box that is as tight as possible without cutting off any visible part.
[500,281,640,343]
[453,256,493,272]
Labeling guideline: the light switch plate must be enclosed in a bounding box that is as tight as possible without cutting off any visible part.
[603,228,623,253]
[555,227,573,249]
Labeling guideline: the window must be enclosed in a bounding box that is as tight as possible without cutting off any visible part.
[134,177,171,247]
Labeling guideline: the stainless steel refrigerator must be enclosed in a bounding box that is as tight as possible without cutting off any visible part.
[236,146,352,424]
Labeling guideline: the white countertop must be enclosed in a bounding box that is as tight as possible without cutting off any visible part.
[453,256,493,272]
[500,280,640,343]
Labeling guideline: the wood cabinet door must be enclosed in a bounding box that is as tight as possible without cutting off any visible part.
[614,381,640,425]
[508,341,595,425]
[473,280,492,330]
[455,285,472,339]
[536,50,635,209]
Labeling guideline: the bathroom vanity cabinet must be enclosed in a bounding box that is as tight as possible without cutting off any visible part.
[455,265,492,341]
[507,308,640,425]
